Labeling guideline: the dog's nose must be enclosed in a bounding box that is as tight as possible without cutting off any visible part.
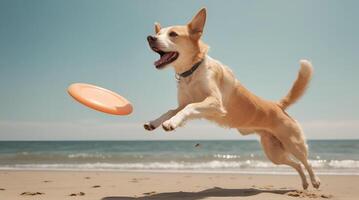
[147,35,157,43]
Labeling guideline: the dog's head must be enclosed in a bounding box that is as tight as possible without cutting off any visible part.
[147,8,207,70]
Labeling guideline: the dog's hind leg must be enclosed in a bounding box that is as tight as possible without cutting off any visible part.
[275,123,321,189]
[259,132,309,189]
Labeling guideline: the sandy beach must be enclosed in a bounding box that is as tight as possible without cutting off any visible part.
[0,170,357,200]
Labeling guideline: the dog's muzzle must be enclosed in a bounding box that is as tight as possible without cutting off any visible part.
[147,35,157,47]
[147,35,179,69]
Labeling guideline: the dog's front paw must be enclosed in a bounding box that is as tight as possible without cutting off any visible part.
[144,122,156,131]
[162,120,176,132]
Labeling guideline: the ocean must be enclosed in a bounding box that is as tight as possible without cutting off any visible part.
[0,140,358,175]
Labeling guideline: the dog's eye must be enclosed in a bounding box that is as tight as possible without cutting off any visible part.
[169,31,178,37]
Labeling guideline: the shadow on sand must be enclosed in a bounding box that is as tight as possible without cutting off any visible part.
[102,187,294,200]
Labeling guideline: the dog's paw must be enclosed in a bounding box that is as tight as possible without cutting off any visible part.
[162,120,175,132]
[311,177,321,189]
[302,182,309,190]
[144,122,156,131]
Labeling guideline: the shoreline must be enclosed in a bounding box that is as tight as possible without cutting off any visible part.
[0,168,358,176]
[0,170,358,199]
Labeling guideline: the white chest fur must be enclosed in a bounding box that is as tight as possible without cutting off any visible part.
[177,66,211,106]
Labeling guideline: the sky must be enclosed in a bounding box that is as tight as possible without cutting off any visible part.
[0,0,358,140]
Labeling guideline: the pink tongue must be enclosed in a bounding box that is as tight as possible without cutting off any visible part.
[155,52,174,66]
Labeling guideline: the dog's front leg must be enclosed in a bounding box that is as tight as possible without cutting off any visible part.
[162,96,226,131]
[144,108,182,131]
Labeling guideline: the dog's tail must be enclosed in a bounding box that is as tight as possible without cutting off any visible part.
[278,60,313,110]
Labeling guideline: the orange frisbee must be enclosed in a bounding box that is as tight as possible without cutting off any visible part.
[67,83,133,115]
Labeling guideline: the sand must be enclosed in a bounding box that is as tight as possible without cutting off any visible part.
[0,170,357,200]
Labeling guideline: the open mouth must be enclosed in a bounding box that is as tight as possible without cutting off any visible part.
[151,47,179,69]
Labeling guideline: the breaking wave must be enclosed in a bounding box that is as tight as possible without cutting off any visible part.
[1,159,359,174]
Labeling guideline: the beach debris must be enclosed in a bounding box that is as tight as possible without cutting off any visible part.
[43,180,52,183]
[321,194,333,198]
[92,185,101,188]
[0,188,5,191]
[20,192,44,196]
[143,191,157,196]
[195,143,201,147]
[69,192,85,196]
[85,176,91,179]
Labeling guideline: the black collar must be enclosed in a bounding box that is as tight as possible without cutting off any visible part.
[177,59,204,78]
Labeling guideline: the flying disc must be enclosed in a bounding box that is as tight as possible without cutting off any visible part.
[67,83,133,115]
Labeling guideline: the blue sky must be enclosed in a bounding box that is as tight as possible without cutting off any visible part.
[0,0,358,140]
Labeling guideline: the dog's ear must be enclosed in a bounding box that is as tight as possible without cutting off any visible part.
[187,8,206,40]
[155,22,161,34]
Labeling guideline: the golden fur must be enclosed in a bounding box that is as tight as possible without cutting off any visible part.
[144,8,320,189]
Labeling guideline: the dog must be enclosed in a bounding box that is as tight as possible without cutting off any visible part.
[144,8,320,189]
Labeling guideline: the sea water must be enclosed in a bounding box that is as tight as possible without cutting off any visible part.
[0,140,358,175]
